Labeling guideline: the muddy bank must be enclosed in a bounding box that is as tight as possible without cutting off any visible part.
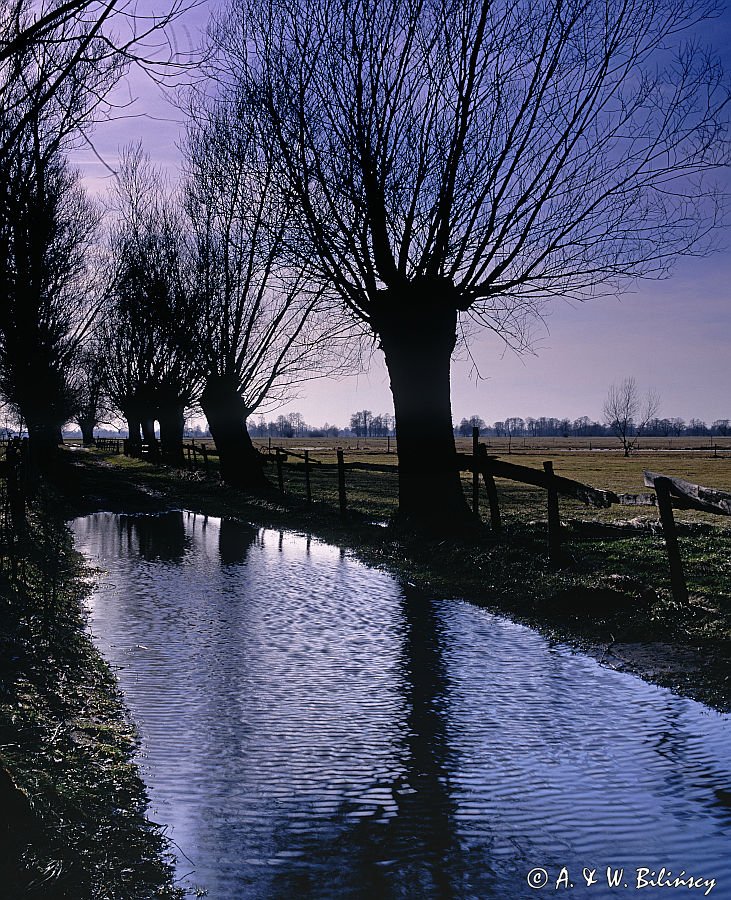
[0,489,182,899]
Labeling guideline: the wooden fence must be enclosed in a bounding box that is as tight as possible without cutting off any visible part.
[95,437,123,453]
[121,438,210,472]
[259,431,729,605]
[103,429,729,603]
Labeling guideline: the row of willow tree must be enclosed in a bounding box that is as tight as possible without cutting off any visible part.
[2,0,730,530]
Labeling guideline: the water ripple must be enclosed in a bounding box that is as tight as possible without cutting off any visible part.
[73,512,731,899]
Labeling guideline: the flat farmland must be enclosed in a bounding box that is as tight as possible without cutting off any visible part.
[247,436,731,527]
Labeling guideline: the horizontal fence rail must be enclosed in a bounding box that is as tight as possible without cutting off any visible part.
[97,429,730,606]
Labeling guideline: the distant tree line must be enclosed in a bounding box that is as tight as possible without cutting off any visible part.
[457,416,731,439]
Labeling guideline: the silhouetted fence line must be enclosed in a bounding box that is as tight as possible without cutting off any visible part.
[108,432,729,603]
[465,438,730,601]
[183,441,210,474]
[642,472,731,604]
[96,438,122,453]
[263,435,728,604]
[123,438,158,460]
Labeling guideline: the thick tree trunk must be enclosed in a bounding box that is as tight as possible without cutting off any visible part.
[25,419,61,471]
[79,419,96,445]
[158,403,185,463]
[373,283,473,530]
[19,369,66,469]
[200,376,269,490]
[140,416,157,444]
[125,417,141,442]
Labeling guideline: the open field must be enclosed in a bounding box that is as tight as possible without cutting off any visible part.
[239,436,731,528]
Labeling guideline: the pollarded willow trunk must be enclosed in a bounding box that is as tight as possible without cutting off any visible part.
[79,419,96,445]
[373,281,473,531]
[158,402,185,463]
[200,376,269,490]
[140,416,157,445]
[125,417,141,442]
[26,420,61,470]
[18,370,67,470]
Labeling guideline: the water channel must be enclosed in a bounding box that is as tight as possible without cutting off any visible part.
[71,511,731,899]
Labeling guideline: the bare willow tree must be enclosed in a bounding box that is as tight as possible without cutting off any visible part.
[70,340,111,444]
[184,95,355,488]
[103,145,202,460]
[213,0,730,528]
[0,141,100,462]
[603,377,660,456]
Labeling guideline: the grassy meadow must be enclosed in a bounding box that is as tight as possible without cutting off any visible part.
[241,435,731,527]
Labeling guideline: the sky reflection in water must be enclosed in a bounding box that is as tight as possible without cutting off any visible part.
[72,511,731,899]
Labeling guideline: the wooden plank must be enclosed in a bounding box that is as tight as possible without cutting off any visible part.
[477,446,501,531]
[615,492,657,507]
[644,470,731,516]
[458,453,616,508]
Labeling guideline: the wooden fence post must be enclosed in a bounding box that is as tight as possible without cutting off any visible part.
[202,444,209,475]
[472,426,480,518]
[477,445,501,533]
[653,477,689,604]
[337,449,347,516]
[543,461,561,564]
[6,441,26,536]
[192,443,198,468]
[276,450,285,494]
[304,450,312,504]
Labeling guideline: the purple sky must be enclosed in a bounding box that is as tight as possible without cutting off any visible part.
[72,0,731,429]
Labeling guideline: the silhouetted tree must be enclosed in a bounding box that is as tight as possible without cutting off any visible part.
[603,377,660,456]
[71,342,110,444]
[687,418,708,436]
[349,410,372,438]
[184,96,354,488]
[215,0,729,530]
[1,1,195,165]
[103,145,202,461]
[0,136,99,465]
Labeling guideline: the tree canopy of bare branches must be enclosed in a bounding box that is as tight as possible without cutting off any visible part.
[0,0,200,165]
[183,95,357,487]
[0,139,99,462]
[211,0,730,527]
[102,144,202,459]
[603,377,661,456]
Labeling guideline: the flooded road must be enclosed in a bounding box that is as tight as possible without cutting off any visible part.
[72,511,731,899]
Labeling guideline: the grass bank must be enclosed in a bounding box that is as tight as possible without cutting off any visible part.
[56,447,731,714]
[0,486,182,899]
